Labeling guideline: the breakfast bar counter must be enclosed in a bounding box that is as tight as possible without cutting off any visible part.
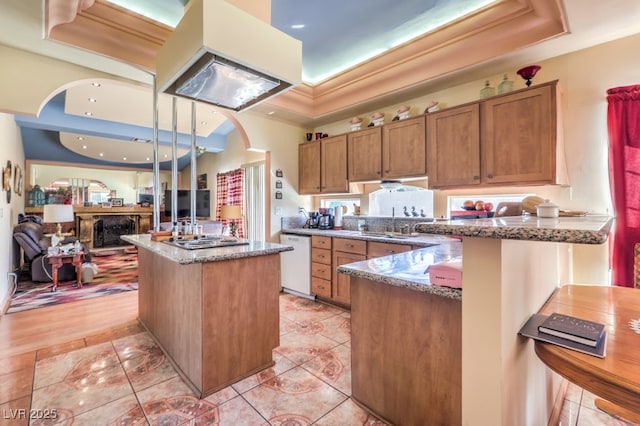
[121,234,292,398]
[330,216,614,425]
[414,215,613,425]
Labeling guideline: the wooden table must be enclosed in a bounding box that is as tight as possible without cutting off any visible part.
[47,252,84,291]
[536,285,640,423]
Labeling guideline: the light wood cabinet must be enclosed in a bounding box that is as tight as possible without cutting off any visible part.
[298,135,348,194]
[427,80,564,188]
[320,135,349,193]
[298,141,321,194]
[481,82,558,185]
[367,241,413,258]
[427,104,480,188]
[348,127,382,181]
[332,238,367,307]
[382,116,426,178]
[311,236,332,298]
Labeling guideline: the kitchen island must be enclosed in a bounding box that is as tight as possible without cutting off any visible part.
[339,215,614,426]
[121,234,293,397]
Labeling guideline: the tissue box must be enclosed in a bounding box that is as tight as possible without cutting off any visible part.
[427,258,463,288]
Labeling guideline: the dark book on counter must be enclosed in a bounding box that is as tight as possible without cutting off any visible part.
[538,312,605,347]
[518,314,607,358]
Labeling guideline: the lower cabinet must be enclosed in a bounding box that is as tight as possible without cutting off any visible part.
[332,238,367,306]
[311,236,332,298]
[310,236,417,309]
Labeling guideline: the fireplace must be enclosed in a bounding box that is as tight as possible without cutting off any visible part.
[93,215,136,248]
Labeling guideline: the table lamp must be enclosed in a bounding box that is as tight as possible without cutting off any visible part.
[43,204,74,240]
[220,205,242,237]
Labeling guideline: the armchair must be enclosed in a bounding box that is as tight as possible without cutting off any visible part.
[12,221,82,282]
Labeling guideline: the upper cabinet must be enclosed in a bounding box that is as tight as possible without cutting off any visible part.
[300,80,566,193]
[428,80,566,189]
[382,116,426,179]
[299,141,321,194]
[348,127,382,181]
[299,135,348,195]
[427,104,480,188]
[481,82,560,186]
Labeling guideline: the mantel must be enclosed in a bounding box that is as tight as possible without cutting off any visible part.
[25,206,153,215]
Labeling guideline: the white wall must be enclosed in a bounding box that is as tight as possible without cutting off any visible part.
[0,113,26,311]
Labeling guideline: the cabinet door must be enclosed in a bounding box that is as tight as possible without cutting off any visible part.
[332,251,366,306]
[382,116,426,178]
[481,84,556,185]
[298,141,321,194]
[348,127,382,181]
[321,135,348,193]
[427,104,480,188]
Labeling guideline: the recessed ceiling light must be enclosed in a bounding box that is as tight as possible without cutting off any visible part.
[99,152,104,157]
[82,145,87,149]
[84,112,93,116]
[164,154,168,158]
[291,24,305,29]
[146,157,150,161]
[267,111,275,115]
[92,82,101,87]
[200,121,207,125]
[77,136,84,140]
[123,157,127,161]
[88,98,97,102]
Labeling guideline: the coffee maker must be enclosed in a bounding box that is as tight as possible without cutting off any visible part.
[317,208,334,229]
[304,212,319,229]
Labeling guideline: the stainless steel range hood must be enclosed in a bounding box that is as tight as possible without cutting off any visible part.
[156,0,302,111]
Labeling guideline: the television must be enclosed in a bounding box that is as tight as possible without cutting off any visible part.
[164,190,211,218]
[138,193,154,205]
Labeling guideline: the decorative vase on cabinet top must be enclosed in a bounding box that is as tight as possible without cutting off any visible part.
[480,80,496,99]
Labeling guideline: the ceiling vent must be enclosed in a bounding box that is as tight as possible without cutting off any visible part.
[155,0,302,112]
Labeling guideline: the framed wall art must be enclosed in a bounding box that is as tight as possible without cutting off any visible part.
[111,198,123,207]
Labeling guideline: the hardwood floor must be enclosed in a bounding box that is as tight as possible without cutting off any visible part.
[0,291,138,358]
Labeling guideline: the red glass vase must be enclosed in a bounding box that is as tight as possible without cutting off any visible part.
[517,65,541,87]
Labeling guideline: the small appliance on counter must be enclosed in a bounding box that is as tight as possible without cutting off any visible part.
[334,206,345,230]
[304,212,319,229]
[317,207,334,230]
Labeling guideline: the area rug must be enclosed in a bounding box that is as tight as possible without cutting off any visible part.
[7,251,139,314]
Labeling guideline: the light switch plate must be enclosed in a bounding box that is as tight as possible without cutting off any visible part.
[275,207,283,216]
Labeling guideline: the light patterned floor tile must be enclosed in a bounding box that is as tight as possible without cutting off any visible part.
[33,342,119,390]
[31,362,133,423]
[315,399,388,425]
[60,393,145,426]
[276,330,341,365]
[576,405,637,426]
[232,352,296,394]
[318,314,351,343]
[242,366,347,425]
[301,344,351,395]
[194,395,268,425]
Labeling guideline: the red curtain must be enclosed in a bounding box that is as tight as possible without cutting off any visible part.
[607,84,640,287]
[216,168,245,238]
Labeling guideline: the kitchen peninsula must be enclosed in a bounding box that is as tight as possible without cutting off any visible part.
[121,234,293,398]
[338,215,613,425]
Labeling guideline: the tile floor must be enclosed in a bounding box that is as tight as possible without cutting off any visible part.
[0,293,635,425]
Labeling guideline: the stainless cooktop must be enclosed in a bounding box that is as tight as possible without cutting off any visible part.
[163,237,250,250]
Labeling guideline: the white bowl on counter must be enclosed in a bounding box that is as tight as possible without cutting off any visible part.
[536,200,560,218]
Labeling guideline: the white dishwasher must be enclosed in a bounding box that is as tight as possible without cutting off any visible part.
[279,234,312,299]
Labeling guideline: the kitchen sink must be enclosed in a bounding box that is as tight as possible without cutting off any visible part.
[359,231,420,239]
[163,237,249,250]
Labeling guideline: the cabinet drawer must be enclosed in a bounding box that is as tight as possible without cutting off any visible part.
[312,235,332,249]
[333,238,367,255]
[312,277,332,298]
[311,262,332,280]
[367,241,413,258]
[311,248,332,265]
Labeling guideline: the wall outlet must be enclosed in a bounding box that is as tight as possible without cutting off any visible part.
[0,207,3,218]
[275,207,283,216]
